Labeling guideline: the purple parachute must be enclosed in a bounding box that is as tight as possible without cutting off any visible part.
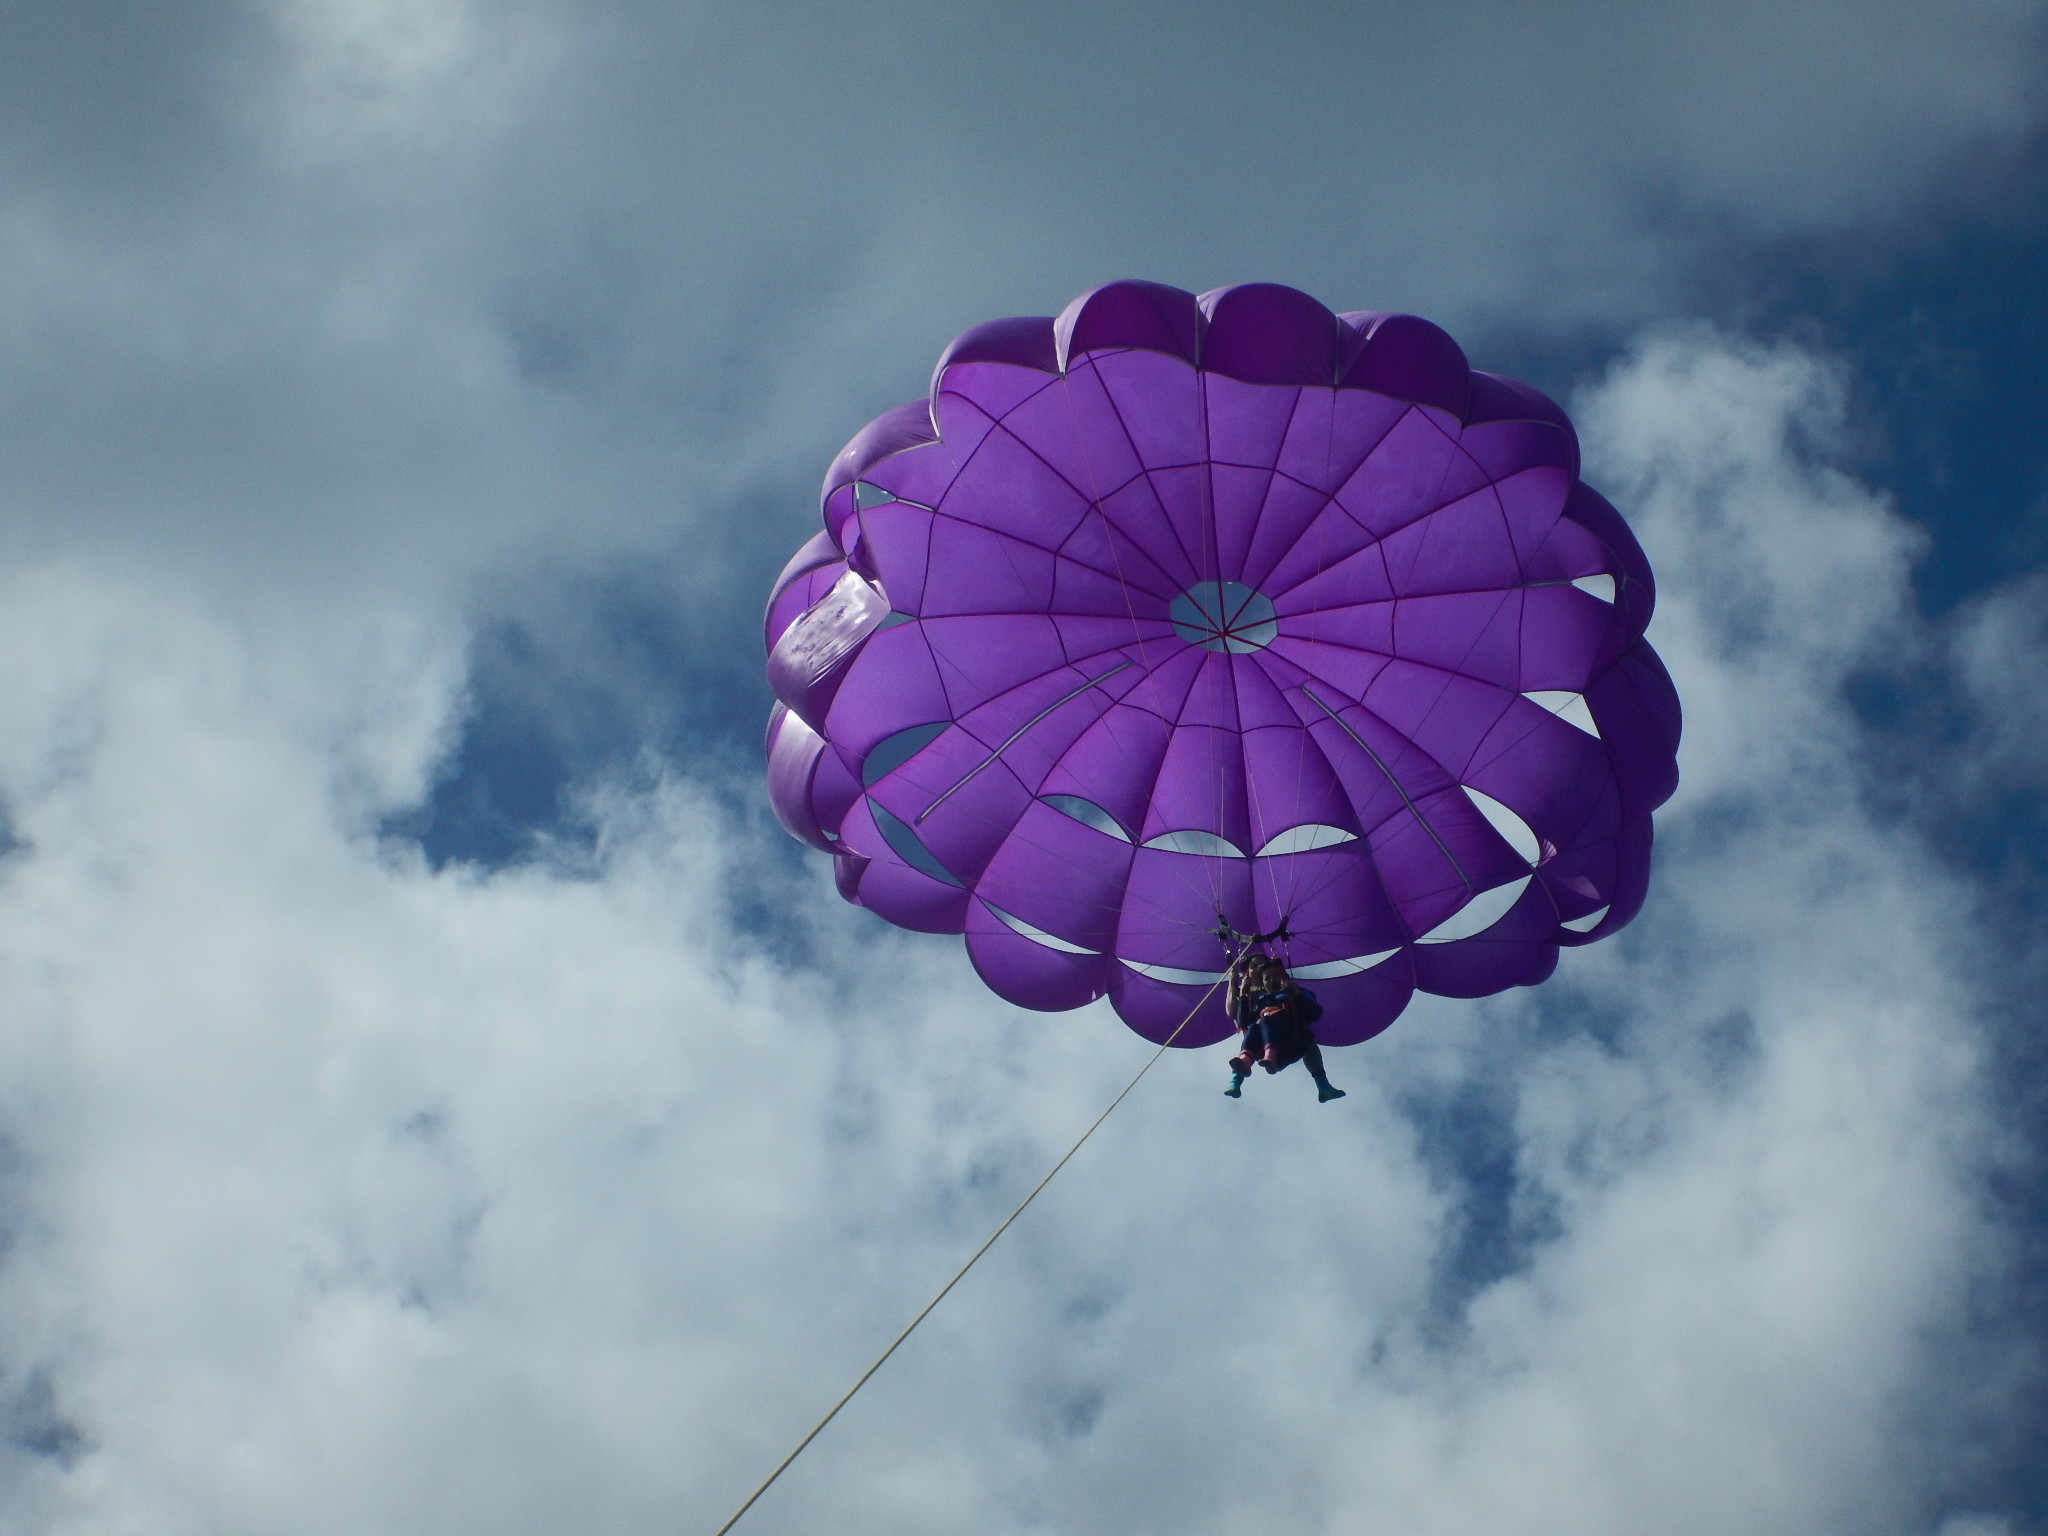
[764,281,1680,1049]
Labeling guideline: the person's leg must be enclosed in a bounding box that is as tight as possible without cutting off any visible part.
[1230,1022,1263,1070]
[1245,1011,1277,1073]
[1262,1012,1309,1073]
[1227,1025,1259,1094]
[1302,1033,1346,1102]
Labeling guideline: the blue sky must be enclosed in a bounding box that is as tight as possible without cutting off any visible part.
[0,4,2044,1534]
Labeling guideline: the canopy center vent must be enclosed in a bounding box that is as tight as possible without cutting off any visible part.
[1169,581,1277,654]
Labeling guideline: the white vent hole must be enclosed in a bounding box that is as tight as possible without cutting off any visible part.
[1255,824,1358,857]
[983,902,1098,954]
[1417,875,1531,944]
[1571,573,1616,603]
[1523,691,1600,738]
[1461,786,1540,864]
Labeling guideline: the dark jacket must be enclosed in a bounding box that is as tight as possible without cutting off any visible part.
[1230,982,1323,1034]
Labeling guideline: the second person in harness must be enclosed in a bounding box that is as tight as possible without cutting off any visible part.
[1224,954,1346,1103]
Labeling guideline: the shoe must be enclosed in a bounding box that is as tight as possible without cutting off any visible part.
[1260,1045,1282,1073]
[1314,1074,1346,1103]
[1224,1073,1245,1098]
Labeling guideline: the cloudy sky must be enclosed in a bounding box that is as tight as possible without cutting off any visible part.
[0,2,2045,1533]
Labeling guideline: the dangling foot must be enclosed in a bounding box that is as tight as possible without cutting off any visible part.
[1260,1044,1281,1073]
[1229,1051,1254,1078]
[1313,1073,1346,1103]
[1224,1072,1245,1098]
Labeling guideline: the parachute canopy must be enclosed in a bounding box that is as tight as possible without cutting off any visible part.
[765,281,1680,1048]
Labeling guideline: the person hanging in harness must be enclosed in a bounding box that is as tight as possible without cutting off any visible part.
[1224,953,1346,1103]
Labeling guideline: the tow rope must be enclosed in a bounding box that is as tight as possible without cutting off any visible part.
[709,973,1229,1536]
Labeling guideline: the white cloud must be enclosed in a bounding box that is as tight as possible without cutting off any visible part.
[0,5,2042,1530]
[0,1,2041,607]
[1952,568,2048,782]
[0,330,2027,1534]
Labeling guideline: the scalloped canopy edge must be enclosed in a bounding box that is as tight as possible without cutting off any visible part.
[823,279,1576,503]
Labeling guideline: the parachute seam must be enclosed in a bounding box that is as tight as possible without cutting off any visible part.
[1393,594,1522,777]
[1047,358,1220,938]
[916,516,1061,611]
[932,656,1121,763]
[915,662,1134,825]
[1294,438,1540,798]
[1111,663,1259,933]
[1231,657,1283,934]
[1247,473,1370,595]
[1276,395,1413,574]
[1238,707,1389,950]
[1368,505,1531,794]
[1198,372,1233,929]
[1054,513,1185,602]
[1056,359,1174,681]
[887,758,1173,931]
[1302,686,1469,899]
[1290,385,1341,927]
[872,663,1166,932]
[856,783,1140,929]
[1261,428,1409,950]
[1162,653,1240,923]
[1317,404,1432,548]
[1108,707,1237,942]
[1250,646,1391,924]
[920,615,1054,726]
[973,419,1120,560]
[1136,465,1211,597]
[1275,564,1584,608]
[1223,382,1303,583]
[1285,408,1474,592]
[1393,471,1526,778]
[1218,388,1323,928]
[927,401,1098,570]
[1090,360,1210,591]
